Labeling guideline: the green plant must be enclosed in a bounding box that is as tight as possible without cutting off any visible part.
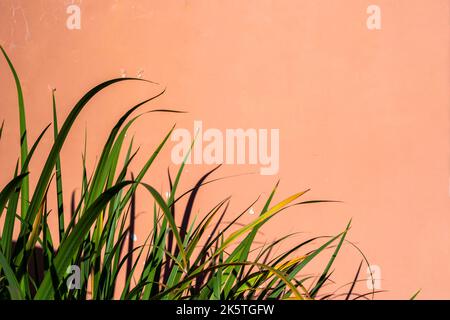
[0,46,374,300]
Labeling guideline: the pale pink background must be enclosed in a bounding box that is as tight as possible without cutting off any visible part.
[0,0,449,299]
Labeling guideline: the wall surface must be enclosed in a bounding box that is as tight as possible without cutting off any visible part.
[0,0,449,299]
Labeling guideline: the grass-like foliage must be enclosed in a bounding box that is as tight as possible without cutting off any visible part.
[0,46,373,300]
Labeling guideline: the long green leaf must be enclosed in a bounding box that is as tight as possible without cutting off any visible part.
[0,251,24,300]
[52,89,65,242]
[0,45,29,218]
[21,78,146,243]
[310,220,351,297]
[1,120,50,260]
[0,173,29,217]
[34,181,134,300]
[141,183,187,268]
[218,190,309,254]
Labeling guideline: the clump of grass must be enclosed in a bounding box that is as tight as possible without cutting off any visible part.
[0,46,374,300]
